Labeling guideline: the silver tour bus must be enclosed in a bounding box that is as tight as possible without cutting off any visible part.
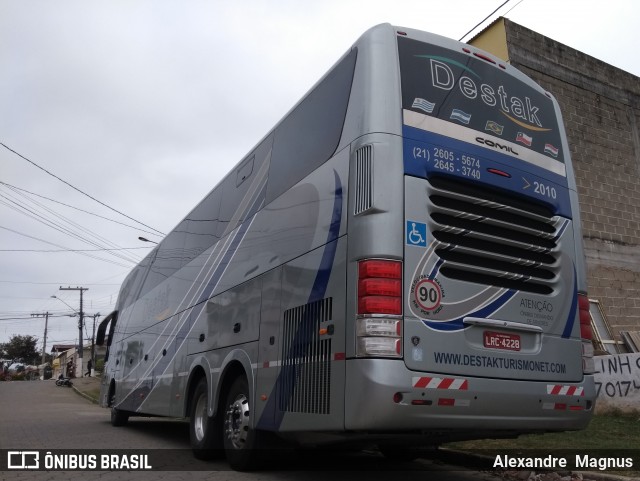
[97,24,595,470]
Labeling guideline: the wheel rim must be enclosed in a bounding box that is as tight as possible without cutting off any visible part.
[194,392,208,442]
[225,393,250,450]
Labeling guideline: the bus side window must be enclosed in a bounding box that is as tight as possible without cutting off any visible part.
[184,187,223,265]
[139,225,187,296]
[236,156,254,187]
[120,252,156,310]
[219,136,272,238]
[266,48,357,205]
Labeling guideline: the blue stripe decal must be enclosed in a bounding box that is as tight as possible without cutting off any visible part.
[562,269,578,339]
[119,184,266,412]
[422,289,517,332]
[197,218,254,305]
[258,171,343,430]
[428,258,445,279]
[309,171,343,302]
[554,219,570,242]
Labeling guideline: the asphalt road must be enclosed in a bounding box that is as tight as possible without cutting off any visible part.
[0,380,501,481]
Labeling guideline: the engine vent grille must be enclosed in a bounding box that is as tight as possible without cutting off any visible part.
[279,297,332,414]
[354,145,373,215]
[428,177,563,295]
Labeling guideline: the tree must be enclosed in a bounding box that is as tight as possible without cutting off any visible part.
[0,335,40,364]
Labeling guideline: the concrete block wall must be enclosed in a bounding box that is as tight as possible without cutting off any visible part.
[503,19,640,339]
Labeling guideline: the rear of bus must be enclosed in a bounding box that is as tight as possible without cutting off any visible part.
[347,26,595,440]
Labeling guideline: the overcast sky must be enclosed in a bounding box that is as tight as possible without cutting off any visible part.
[1,0,638,357]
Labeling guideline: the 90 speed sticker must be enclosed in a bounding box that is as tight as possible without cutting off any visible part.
[410,276,444,316]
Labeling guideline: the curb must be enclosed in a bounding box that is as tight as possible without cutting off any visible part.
[575,473,640,481]
[71,384,99,404]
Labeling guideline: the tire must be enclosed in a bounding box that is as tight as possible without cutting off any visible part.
[55,379,63,386]
[378,444,425,462]
[189,378,223,460]
[223,376,263,471]
[110,407,129,427]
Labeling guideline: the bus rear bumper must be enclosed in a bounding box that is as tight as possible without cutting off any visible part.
[344,359,595,435]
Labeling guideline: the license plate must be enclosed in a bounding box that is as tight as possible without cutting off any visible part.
[483,331,521,351]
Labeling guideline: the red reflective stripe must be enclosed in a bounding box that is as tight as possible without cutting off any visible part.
[438,398,455,406]
[413,377,469,390]
[413,377,429,388]
[334,352,346,361]
[439,378,454,389]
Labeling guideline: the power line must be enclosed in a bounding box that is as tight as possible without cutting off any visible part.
[0,141,165,236]
[0,181,162,238]
[458,0,512,42]
[0,225,133,268]
[503,0,525,17]
[1,178,145,264]
[0,191,142,265]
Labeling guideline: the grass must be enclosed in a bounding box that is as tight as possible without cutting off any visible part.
[448,411,640,450]
[84,387,101,402]
[445,411,640,475]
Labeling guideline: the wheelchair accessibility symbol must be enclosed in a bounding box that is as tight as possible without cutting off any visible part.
[406,221,427,247]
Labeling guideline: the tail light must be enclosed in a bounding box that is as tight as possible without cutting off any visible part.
[578,293,595,374]
[358,260,402,315]
[578,294,592,340]
[357,259,402,358]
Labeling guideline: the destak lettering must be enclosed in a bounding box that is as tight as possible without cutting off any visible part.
[428,58,546,130]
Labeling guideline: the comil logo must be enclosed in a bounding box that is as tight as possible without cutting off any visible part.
[475,136,519,156]
[7,451,39,469]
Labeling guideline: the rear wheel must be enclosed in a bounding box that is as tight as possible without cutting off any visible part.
[189,378,223,460]
[223,376,263,471]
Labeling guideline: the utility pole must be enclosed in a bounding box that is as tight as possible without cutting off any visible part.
[59,286,88,378]
[88,313,100,375]
[30,312,50,365]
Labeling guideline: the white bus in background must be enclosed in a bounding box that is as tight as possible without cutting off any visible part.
[97,23,595,470]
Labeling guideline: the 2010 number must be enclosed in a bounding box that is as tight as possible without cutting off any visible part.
[534,181,557,199]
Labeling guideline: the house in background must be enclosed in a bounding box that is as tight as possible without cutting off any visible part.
[51,343,106,378]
